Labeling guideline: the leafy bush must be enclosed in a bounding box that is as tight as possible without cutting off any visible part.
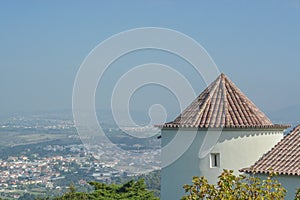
[182,170,287,200]
[295,188,300,200]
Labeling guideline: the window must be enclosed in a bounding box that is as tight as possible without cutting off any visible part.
[210,153,220,168]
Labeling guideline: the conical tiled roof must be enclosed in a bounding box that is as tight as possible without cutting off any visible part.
[163,73,288,129]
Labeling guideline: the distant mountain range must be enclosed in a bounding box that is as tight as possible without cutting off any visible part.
[266,105,300,126]
[264,105,300,135]
[2,106,300,130]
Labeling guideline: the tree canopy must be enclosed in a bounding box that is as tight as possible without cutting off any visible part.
[182,170,288,200]
[49,179,159,200]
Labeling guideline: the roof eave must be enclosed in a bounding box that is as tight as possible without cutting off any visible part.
[240,168,300,176]
[156,124,291,131]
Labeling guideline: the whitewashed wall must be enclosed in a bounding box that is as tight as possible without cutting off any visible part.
[161,128,284,200]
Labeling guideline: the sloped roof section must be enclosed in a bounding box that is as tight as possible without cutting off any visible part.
[241,125,300,176]
[162,73,288,129]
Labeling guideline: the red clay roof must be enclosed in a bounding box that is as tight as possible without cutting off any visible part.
[162,73,288,129]
[241,125,300,176]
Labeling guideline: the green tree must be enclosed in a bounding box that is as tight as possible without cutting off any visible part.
[90,179,159,200]
[51,184,90,200]
[182,170,287,200]
[46,179,159,200]
[19,193,37,200]
[112,170,160,197]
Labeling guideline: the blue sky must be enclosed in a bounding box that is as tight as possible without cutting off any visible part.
[1,1,300,123]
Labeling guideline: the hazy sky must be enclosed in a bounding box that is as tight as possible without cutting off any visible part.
[1,1,300,121]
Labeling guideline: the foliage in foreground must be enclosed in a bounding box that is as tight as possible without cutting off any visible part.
[295,188,300,200]
[112,170,160,197]
[182,170,289,200]
[47,179,159,200]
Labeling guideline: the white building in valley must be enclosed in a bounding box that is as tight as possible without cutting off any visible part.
[159,73,290,200]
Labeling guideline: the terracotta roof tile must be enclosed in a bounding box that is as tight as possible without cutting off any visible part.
[161,73,289,129]
[241,125,300,175]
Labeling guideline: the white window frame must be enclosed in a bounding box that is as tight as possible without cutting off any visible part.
[210,153,220,168]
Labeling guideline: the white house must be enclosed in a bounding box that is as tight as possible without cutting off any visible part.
[160,73,290,200]
[241,125,300,199]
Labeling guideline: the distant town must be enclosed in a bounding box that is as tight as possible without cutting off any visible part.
[0,111,161,199]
